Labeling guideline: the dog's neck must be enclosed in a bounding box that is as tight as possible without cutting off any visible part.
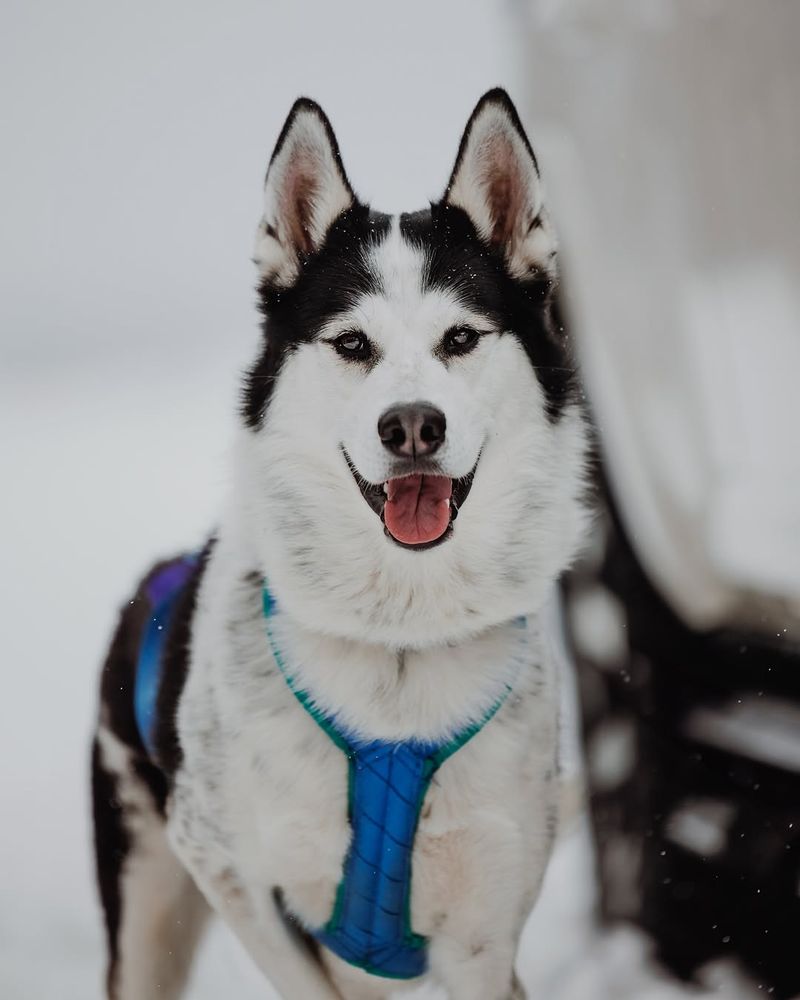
[212,515,547,745]
[266,602,538,744]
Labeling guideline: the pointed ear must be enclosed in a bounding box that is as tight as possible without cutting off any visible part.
[445,89,557,279]
[254,98,355,285]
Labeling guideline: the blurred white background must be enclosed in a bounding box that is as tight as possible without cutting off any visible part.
[517,1,800,631]
[1,1,795,997]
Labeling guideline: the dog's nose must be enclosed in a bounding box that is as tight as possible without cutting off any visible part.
[378,403,446,458]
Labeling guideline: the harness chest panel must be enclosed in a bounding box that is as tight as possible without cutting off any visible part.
[133,557,514,981]
[261,588,514,979]
[316,737,444,979]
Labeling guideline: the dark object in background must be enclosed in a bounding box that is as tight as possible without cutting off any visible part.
[565,486,800,1000]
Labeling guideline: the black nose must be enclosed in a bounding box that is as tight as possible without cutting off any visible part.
[378,402,446,458]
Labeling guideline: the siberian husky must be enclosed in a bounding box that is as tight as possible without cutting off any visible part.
[92,89,589,1000]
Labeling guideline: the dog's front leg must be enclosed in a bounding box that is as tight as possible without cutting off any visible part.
[431,937,526,1000]
[195,864,344,999]
[168,822,343,999]
[421,821,541,1000]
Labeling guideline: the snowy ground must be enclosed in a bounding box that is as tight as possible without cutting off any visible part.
[0,355,766,999]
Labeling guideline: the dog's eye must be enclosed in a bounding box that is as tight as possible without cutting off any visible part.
[333,331,371,361]
[441,327,481,356]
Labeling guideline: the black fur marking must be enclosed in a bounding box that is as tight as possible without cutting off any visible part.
[132,757,168,814]
[242,569,263,588]
[242,206,390,428]
[91,738,129,998]
[273,887,323,965]
[152,538,215,778]
[401,204,577,420]
[99,589,150,755]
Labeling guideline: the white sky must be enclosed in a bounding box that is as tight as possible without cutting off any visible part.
[0,0,521,371]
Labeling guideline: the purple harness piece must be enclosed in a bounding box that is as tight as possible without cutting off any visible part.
[133,554,200,758]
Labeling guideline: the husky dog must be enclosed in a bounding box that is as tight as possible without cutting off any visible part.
[92,89,589,1000]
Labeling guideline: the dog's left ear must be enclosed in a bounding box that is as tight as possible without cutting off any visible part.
[254,98,355,286]
[445,89,557,279]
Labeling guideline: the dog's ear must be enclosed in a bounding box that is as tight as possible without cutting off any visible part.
[445,89,557,279]
[254,98,354,285]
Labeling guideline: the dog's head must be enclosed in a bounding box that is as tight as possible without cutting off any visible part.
[239,90,589,647]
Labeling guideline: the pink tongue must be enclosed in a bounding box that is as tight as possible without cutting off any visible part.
[384,474,453,545]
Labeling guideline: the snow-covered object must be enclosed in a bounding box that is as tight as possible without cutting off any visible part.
[514,0,800,630]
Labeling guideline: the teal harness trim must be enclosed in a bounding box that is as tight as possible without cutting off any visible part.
[262,587,520,979]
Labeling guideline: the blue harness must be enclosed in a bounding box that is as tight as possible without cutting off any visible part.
[134,553,201,757]
[135,556,516,980]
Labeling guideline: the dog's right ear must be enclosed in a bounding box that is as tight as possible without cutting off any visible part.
[254,98,354,286]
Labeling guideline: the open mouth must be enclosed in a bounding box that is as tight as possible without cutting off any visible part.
[342,449,478,550]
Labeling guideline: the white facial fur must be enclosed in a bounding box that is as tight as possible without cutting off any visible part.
[237,216,588,649]
[329,223,490,484]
